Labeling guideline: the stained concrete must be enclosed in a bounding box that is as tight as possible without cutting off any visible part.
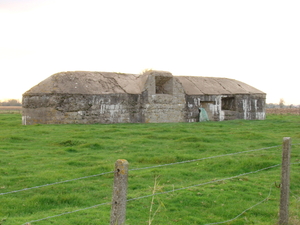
[22,70,266,125]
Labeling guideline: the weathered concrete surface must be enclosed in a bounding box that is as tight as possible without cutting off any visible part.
[141,70,186,123]
[22,70,266,125]
[25,71,146,95]
[185,93,266,122]
[176,76,264,95]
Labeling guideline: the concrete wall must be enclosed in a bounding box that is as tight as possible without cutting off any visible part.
[22,93,145,125]
[23,92,265,125]
[185,94,266,122]
[22,71,266,125]
[22,71,189,125]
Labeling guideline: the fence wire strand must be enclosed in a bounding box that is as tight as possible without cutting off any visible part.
[21,163,281,225]
[21,202,111,225]
[130,145,281,172]
[8,144,300,224]
[1,145,281,196]
[0,171,114,196]
[204,184,274,225]
[127,163,281,202]
[205,162,300,225]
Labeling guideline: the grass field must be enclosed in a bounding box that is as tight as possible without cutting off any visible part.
[266,108,300,115]
[0,106,22,114]
[1,114,300,225]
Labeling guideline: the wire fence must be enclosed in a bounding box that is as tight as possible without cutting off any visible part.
[21,163,284,225]
[1,143,299,224]
[0,145,282,197]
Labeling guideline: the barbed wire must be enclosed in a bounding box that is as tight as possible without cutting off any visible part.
[21,201,111,225]
[128,163,281,202]
[21,163,282,225]
[1,145,281,196]
[206,161,300,225]
[4,143,300,197]
[0,171,114,196]
[290,190,300,201]
[130,145,281,172]
[204,184,274,225]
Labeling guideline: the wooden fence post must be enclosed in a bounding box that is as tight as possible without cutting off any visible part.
[110,159,129,225]
[279,137,291,225]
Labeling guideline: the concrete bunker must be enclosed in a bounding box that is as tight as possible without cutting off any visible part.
[22,70,266,125]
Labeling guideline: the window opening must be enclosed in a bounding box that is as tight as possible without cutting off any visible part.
[221,97,235,110]
[155,76,173,94]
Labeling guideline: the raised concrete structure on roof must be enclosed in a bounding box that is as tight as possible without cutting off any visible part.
[22,70,266,125]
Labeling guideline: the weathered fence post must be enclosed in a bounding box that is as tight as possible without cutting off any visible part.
[279,137,291,225]
[110,159,129,225]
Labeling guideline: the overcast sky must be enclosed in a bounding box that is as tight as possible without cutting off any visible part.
[1,0,299,105]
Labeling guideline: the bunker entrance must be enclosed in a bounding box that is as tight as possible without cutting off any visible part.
[199,101,214,121]
[155,76,173,94]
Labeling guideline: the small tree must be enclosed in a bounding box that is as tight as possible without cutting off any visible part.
[279,98,285,108]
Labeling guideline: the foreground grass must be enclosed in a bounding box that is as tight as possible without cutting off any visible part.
[0,114,300,225]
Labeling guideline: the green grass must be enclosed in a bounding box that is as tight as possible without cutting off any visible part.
[0,114,300,225]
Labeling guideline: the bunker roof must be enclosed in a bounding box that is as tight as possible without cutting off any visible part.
[176,76,264,95]
[24,71,265,95]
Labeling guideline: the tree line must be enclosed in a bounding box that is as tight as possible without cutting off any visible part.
[0,99,22,106]
[266,98,299,109]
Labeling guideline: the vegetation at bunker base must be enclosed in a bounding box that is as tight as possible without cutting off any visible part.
[0,114,300,225]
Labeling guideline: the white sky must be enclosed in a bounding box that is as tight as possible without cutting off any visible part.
[0,0,299,105]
